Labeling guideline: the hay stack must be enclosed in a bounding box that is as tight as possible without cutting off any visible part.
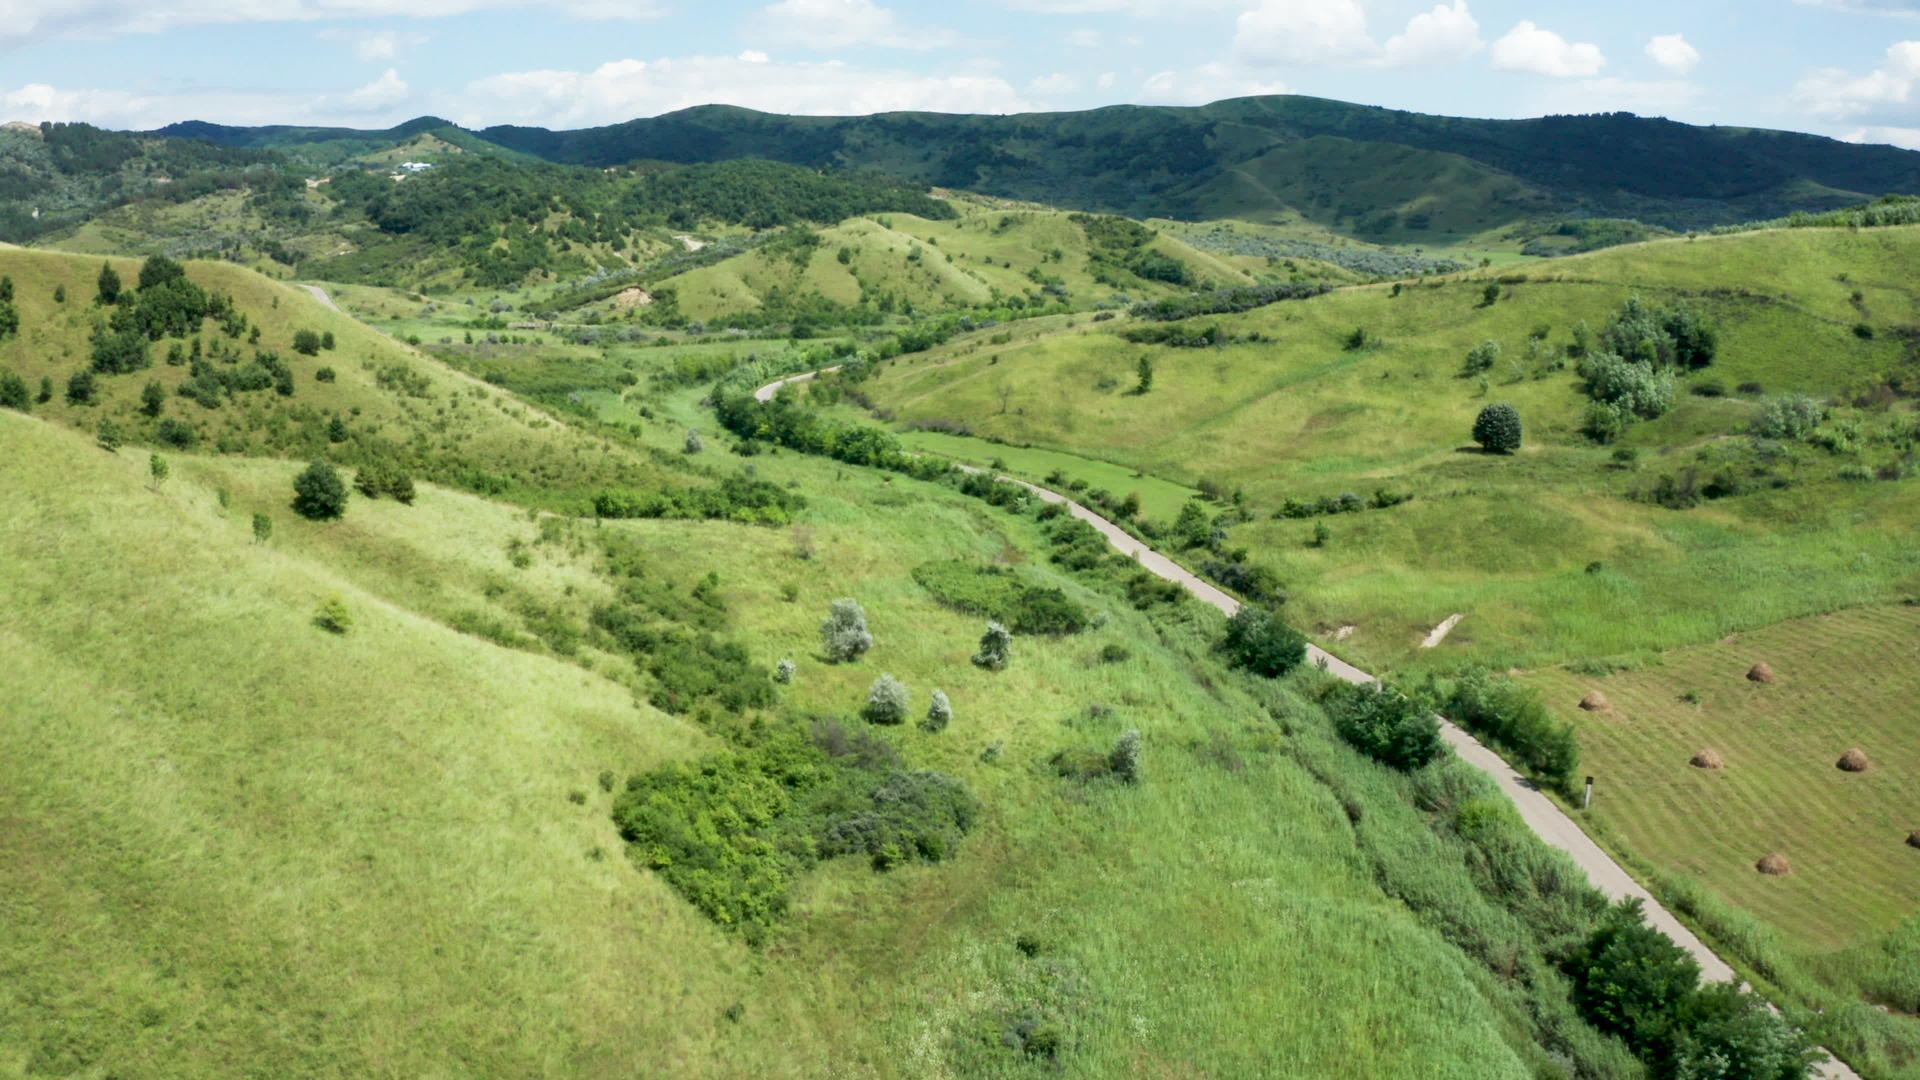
[1578,691,1611,712]
[1755,853,1792,876]
[1690,749,1725,770]
[1837,748,1872,772]
[1746,662,1776,684]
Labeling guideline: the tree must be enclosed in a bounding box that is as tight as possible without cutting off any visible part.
[320,330,336,351]
[1480,282,1501,307]
[36,376,52,403]
[355,459,416,504]
[684,428,704,454]
[65,369,97,405]
[1328,682,1443,770]
[327,416,349,443]
[52,284,65,304]
[774,658,796,684]
[313,597,354,634]
[1221,607,1307,677]
[924,689,952,731]
[252,512,273,544]
[96,419,123,452]
[821,598,874,661]
[1135,355,1154,394]
[0,299,18,340]
[865,673,909,724]
[148,453,169,491]
[1473,402,1523,454]
[291,460,348,520]
[1172,498,1212,549]
[1570,898,1703,1062]
[137,255,185,292]
[0,371,29,411]
[971,621,1011,670]
[1311,521,1331,548]
[96,262,121,305]
[1,275,15,301]
[292,329,322,356]
[1670,983,1817,1080]
[1109,730,1142,784]
[140,380,166,417]
[1463,339,1501,375]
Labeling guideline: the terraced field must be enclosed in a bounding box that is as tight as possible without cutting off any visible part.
[1525,604,1920,955]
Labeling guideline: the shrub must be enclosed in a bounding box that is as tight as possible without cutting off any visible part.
[1753,395,1826,441]
[1097,643,1131,664]
[821,598,874,661]
[684,428,704,454]
[155,418,199,449]
[292,329,322,356]
[972,621,1012,670]
[775,658,796,684]
[1328,682,1443,771]
[924,689,952,732]
[0,371,28,411]
[1463,339,1501,375]
[1433,668,1579,791]
[1472,402,1523,454]
[148,453,169,490]
[865,674,909,724]
[911,561,1089,635]
[65,369,97,405]
[313,597,353,634]
[354,459,417,504]
[291,460,348,520]
[1580,351,1675,419]
[251,512,273,544]
[1220,607,1307,678]
[1109,730,1142,784]
[315,366,336,383]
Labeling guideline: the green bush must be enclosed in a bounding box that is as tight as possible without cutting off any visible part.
[923,689,952,732]
[865,673,909,725]
[313,597,353,634]
[0,370,29,411]
[292,460,348,520]
[1429,668,1579,791]
[354,459,417,504]
[1327,682,1443,771]
[1220,607,1307,678]
[911,560,1090,635]
[1472,402,1523,454]
[821,598,874,661]
[972,621,1012,671]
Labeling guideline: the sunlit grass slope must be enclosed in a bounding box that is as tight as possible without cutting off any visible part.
[852,225,1920,673]
[3,408,1559,1079]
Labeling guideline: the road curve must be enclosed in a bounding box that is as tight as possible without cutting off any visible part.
[751,368,1856,1080]
[297,283,341,312]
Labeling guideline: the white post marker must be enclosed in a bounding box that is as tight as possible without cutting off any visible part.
[1583,775,1594,811]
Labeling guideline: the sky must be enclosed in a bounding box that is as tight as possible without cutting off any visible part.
[5,0,1920,148]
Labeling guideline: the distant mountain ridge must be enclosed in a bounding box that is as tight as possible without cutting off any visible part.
[146,95,1920,236]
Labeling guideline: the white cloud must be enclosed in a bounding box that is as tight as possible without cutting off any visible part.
[1490,20,1605,77]
[739,49,770,63]
[319,28,428,61]
[1644,33,1699,76]
[1004,0,1238,14]
[1235,0,1374,66]
[1065,28,1104,48]
[1381,1,1481,68]
[1795,40,1920,119]
[1235,0,1480,70]
[750,0,955,50]
[1028,72,1081,95]
[1794,0,1920,14]
[455,55,1031,127]
[1096,71,1117,90]
[1138,62,1290,106]
[343,67,410,110]
[1841,123,1920,148]
[0,0,663,49]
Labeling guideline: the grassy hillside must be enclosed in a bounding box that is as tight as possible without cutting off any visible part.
[0,247,676,506]
[845,225,1920,675]
[0,404,1667,1078]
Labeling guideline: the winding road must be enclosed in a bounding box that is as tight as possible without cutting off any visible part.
[756,367,1858,1080]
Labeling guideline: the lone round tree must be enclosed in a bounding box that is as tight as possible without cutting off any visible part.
[1473,402,1523,454]
[291,460,348,520]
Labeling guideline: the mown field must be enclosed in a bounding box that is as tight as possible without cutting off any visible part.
[847,226,1920,675]
[1523,605,1920,1010]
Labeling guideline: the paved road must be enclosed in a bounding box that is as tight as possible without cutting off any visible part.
[753,367,1857,1080]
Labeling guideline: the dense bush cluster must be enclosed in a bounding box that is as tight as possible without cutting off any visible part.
[1219,607,1307,678]
[1425,668,1578,792]
[1273,487,1412,519]
[1473,402,1524,454]
[1177,228,1466,277]
[614,721,976,944]
[591,475,806,526]
[911,560,1090,635]
[1326,681,1444,771]
[291,460,347,520]
[1130,281,1332,322]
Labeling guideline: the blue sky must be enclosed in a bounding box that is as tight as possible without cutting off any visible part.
[5,0,1920,147]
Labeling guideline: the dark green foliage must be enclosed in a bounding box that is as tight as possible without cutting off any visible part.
[0,370,28,411]
[1220,607,1307,678]
[354,458,417,504]
[251,512,272,544]
[51,285,64,304]
[139,380,165,417]
[1473,402,1524,454]
[96,261,121,305]
[591,475,806,526]
[315,366,336,383]
[65,368,96,405]
[0,275,10,302]
[1274,487,1411,519]
[1327,681,1443,770]
[0,299,17,340]
[1603,295,1718,370]
[1108,730,1142,784]
[313,597,353,634]
[90,326,151,374]
[320,330,335,350]
[1050,729,1143,785]
[1135,355,1154,393]
[614,720,977,943]
[35,376,51,403]
[971,621,1012,671]
[1463,339,1501,375]
[1428,668,1579,791]
[292,329,322,356]
[1172,499,1212,549]
[910,561,1090,635]
[646,634,777,715]
[1671,983,1819,1080]
[291,460,348,520]
[1200,556,1286,605]
[1131,281,1331,322]
[1481,282,1502,307]
[136,255,185,292]
[155,418,199,448]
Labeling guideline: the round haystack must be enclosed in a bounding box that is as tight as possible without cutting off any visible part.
[1578,691,1611,712]
[1690,749,1725,770]
[1755,853,1792,876]
[1837,748,1872,772]
[1747,662,1776,684]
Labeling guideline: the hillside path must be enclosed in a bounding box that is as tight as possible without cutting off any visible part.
[752,366,1857,1080]
[297,283,341,311]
